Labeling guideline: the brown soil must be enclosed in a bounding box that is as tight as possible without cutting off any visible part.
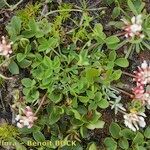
[0,0,150,149]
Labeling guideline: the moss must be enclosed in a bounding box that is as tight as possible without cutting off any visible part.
[0,123,19,139]
[16,3,41,28]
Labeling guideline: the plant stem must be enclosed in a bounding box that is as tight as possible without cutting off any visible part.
[112,86,134,98]
[115,32,127,36]
[34,93,47,116]
[4,0,24,10]
[45,9,82,16]
[87,8,106,11]
[52,48,60,56]
[122,71,137,78]
[0,90,6,112]
[87,43,99,52]
[10,0,24,10]
[0,73,13,80]
[44,7,106,17]
[3,0,11,7]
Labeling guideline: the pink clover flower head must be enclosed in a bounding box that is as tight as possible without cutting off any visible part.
[122,14,144,38]
[132,83,144,95]
[15,106,37,128]
[133,61,150,85]
[0,36,13,58]
[23,106,34,117]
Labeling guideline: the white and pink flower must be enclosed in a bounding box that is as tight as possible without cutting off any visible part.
[15,106,37,128]
[0,36,13,58]
[131,61,150,107]
[132,83,144,95]
[124,112,146,131]
[133,61,150,85]
[122,14,144,38]
[122,61,150,131]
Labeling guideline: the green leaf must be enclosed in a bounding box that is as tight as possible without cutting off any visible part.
[109,50,117,61]
[53,56,60,69]
[77,50,89,66]
[49,91,62,103]
[106,36,120,45]
[127,0,138,15]
[107,61,115,69]
[19,38,29,48]
[61,142,83,150]
[86,90,95,99]
[18,125,41,134]
[47,37,58,49]
[80,126,88,138]
[30,90,39,102]
[135,146,147,150]
[109,122,121,139]
[94,23,103,33]
[0,0,6,9]
[43,56,52,67]
[78,96,89,103]
[6,16,22,41]
[23,88,30,96]
[39,18,52,34]
[119,129,135,140]
[71,109,82,120]
[38,37,58,52]
[97,99,109,109]
[33,131,45,142]
[93,23,106,43]
[106,36,120,49]
[105,0,114,5]
[142,41,150,50]
[89,110,101,124]
[104,137,117,150]
[88,101,97,110]
[17,53,26,62]
[49,107,64,125]
[88,143,97,150]
[118,138,129,150]
[22,19,43,38]
[132,132,144,145]
[8,61,19,75]
[28,18,37,32]
[71,118,83,126]
[24,88,39,103]
[38,37,49,51]
[21,78,34,87]
[115,58,129,67]
[8,16,22,34]
[144,126,150,139]
[111,70,122,80]
[86,120,105,130]
[86,68,100,82]
[94,92,102,102]
[112,7,120,19]
[18,59,32,68]
[10,138,27,150]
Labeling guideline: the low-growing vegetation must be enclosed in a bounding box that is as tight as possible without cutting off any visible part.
[0,0,150,149]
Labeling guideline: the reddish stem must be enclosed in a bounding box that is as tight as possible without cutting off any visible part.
[113,86,134,98]
[34,93,47,116]
[115,32,125,36]
[122,71,137,78]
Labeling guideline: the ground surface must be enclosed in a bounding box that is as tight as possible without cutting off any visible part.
[0,0,150,150]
